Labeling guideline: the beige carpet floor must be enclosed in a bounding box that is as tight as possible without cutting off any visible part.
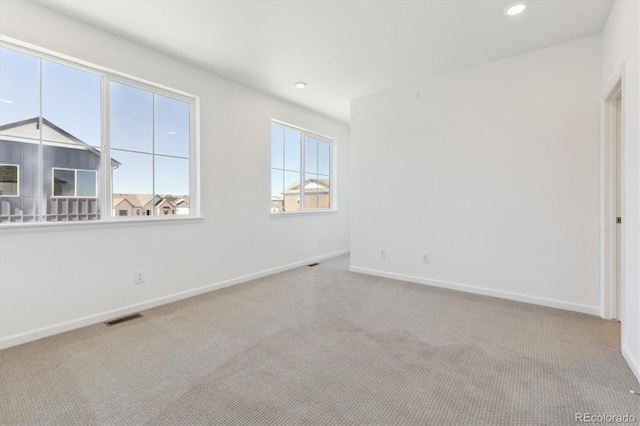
[1,255,638,425]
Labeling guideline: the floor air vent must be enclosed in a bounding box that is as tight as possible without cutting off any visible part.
[308,263,320,267]
[105,313,143,327]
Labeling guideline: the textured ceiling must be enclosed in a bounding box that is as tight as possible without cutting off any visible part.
[35,0,614,123]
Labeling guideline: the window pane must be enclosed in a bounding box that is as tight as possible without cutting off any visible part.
[0,48,39,129]
[43,60,101,147]
[77,170,97,197]
[318,174,330,210]
[271,169,284,197]
[155,156,189,197]
[53,169,74,196]
[318,140,330,176]
[305,136,318,174]
[283,170,300,212]
[155,95,189,158]
[112,150,153,216]
[271,124,284,170]
[270,169,284,212]
[110,82,153,153]
[154,156,188,216]
[304,172,319,210]
[0,165,18,196]
[284,128,300,171]
[0,138,40,222]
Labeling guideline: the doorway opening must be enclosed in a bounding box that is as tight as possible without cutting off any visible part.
[601,66,624,321]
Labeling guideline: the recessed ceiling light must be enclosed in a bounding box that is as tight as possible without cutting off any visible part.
[505,1,528,16]
[294,82,307,89]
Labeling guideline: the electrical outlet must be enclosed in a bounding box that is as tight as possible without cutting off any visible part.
[380,249,386,258]
[134,270,145,284]
[421,253,429,263]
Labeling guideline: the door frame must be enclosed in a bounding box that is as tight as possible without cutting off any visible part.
[600,63,625,320]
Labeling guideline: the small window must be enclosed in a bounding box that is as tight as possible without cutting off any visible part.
[270,122,333,213]
[0,164,18,197]
[118,210,128,216]
[52,168,97,197]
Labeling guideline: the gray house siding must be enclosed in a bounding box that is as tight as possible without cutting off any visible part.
[0,139,102,222]
[0,140,39,222]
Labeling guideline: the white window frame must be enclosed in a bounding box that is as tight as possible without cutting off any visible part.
[106,77,196,220]
[0,36,201,227]
[0,164,19,197]
[51,167,97,198]
[270,119,336,215]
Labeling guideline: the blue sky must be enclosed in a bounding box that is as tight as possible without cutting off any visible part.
[0,47,190,196]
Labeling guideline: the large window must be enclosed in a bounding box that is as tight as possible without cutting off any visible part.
[0,42,197,224]
[270,121,333,213]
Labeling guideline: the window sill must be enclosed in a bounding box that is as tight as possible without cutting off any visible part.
[0,216,204,231]
[270,210,339,217]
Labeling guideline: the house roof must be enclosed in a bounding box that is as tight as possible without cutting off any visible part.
[0,117,121,168]
[162,194,189,207]
[113,194,156,209]
[113,194,188,209]
[283,179,330,195]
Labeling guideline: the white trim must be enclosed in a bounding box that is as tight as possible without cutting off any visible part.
[0,215,203,231]
[622,344,640,383]
[102,71,110,220]
[0,163,19,197]
[109,147,188,160]
[0,249,350,350]
[270,210,339,217]
[349,266,600,315]
[271,119,335,142]
[191,97,201,217]
[600,63,625,320]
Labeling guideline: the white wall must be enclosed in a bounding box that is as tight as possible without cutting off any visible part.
[351,37,601,313]
[0,1,350,348]
[601,0,640,382]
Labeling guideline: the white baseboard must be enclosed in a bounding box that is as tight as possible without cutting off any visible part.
[348,266,600,316]
[0,249,350,350]
[622,344,640,384]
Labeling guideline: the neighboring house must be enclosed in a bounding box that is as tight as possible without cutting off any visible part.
[0,117,120,223]
[282,178,329,212]
[112,194,189,217]
[113,194,155,217]
[165,195,190,215]
[271,195,283,212]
